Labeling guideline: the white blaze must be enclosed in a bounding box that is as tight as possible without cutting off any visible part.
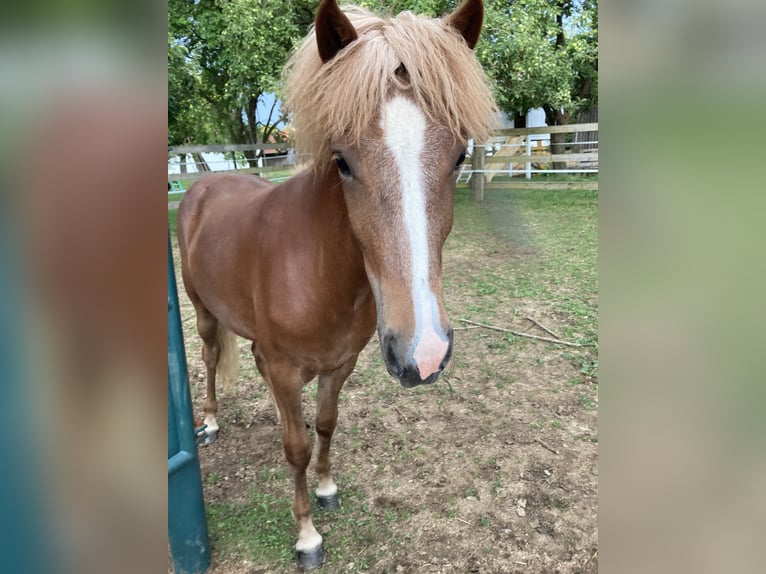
[382,96,448,379]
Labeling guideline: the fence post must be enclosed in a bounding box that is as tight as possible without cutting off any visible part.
[525,137,532,180]
[471,144,486,201]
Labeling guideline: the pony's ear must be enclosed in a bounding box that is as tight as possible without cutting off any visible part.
[444,0,483,50]
[315,0,358,63]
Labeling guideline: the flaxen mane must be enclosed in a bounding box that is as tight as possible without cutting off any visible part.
[283,4,497,167]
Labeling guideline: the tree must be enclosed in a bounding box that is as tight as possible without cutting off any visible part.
[168,0,315,164]
[168,32,222,142]
[479,0,597,117]
[566,0,598,114]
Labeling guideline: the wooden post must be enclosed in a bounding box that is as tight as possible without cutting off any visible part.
[471,144,486,201]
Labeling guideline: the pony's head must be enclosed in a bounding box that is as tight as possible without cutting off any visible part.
[285,0,496,387]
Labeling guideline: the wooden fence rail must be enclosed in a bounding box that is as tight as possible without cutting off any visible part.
[463,123,598,199]
[169,142,291,154]
[494,122,598,137]
[168,124,597,198]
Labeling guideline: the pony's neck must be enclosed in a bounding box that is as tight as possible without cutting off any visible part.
[292,162,368,286]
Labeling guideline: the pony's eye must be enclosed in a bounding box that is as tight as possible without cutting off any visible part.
[454,151,466,170]
[334,155,352,178]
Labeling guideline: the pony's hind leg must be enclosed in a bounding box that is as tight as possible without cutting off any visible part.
[251,342,282,424]
[196,310,222,444]
[314,357,356,511]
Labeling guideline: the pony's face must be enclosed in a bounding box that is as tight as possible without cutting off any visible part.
[311,0,487,387]
[330,94,464,386]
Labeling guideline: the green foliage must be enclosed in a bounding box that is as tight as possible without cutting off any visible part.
[168,0,598,145]
[168,31,223,145]
[479,0,598,117]
[479,0,571,115]
[168,0,313,146]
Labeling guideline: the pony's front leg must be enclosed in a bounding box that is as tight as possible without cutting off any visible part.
[314,358,356,511]
[270,366,325,571]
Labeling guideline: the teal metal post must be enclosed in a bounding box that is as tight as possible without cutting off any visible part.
[168,236,211,574]
[0,212,52,573]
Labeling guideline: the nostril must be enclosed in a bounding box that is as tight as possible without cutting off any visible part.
[383,334,404,377]
[438,333,454,372]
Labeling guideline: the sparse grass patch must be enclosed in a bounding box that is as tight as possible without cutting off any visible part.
[580,395,598,410]
[447,188,596,348]
[207,482,405,572]
[207,491,295,564]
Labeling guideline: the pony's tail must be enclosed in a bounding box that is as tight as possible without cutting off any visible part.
[216,325,240,392]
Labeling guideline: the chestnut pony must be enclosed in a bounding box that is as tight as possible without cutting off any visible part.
[177,0,494,568]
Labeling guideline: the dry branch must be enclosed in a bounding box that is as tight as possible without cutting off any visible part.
[534,437,560,455]
[458,318,586,348]
[524,316,561,340]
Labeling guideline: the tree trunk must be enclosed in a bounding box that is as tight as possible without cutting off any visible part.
[243,149,260,169]
[545,1,572,173]
[550,132,568,172]
[544,105,570,172]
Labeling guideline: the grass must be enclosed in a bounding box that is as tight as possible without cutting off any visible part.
[207,482,400,572]
[168,208,178,236]
[488,173,598,183]
[207,490,295,565]
[447,187,597,351]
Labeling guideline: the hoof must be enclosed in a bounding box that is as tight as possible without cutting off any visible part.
[316,493,341,511]
[202,429,218,445]
[295,545,325,571]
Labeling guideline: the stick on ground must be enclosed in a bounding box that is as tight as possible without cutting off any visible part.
[524,316,561,340]
[534,437,560,455]
[458,318,586,348]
